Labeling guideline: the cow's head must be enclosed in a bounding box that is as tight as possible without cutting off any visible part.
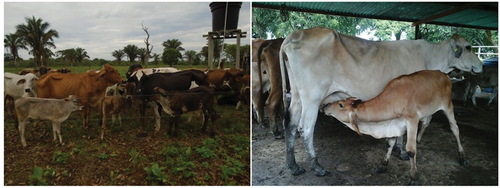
[448,34,483,74]
[98,64,123,85]
[65,95,83,111]
[322,97,362,136]
[19,73,38,97]
[134,70,149,95]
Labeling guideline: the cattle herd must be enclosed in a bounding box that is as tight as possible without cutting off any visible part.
[5,64,250,148]
[4,27,498,185]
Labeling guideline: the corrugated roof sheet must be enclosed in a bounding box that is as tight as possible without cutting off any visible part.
[253,2,498,30]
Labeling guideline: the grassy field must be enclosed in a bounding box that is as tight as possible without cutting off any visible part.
[4,64,250,185]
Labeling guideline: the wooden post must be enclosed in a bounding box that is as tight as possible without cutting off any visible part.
[208,35,214,70]
[236,30,241,69]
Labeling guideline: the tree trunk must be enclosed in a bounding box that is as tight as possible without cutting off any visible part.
[486,30,498,53]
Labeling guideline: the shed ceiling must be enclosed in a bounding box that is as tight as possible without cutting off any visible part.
[252,2,498,30]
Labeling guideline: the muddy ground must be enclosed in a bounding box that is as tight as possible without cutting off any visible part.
[252,97,498,185]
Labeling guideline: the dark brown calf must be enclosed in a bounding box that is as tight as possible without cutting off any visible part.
[153,86,219,136]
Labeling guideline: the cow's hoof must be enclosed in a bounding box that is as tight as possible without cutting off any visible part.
[409,180,419,185]
[291,167,306,176]
[273,132,284,139]
[399,153,410,161]
[374,165,387,174]
[314,169,330,177]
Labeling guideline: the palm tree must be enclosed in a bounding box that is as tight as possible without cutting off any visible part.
[138,48,147,66]
[184,50,197,68]
[161,39,185,51]
[123,44,139,64]
[111,49,125,66]
[57,48,77,67]
[4,33,28,68]
[41,47,55,66]
[75,47,90,65]
[15,16,59,67]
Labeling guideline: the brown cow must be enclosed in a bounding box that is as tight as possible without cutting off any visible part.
[36,64,123,128]
[251,39,270,129]
[257,38,285,138]
[236,74,250,110]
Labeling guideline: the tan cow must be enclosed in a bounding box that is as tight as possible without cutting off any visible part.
[36,64,123,128]
[257,38,285,138]
[322,70,466,185]
[279,27,482,177]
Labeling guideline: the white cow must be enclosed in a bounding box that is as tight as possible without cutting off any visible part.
[5,72,38,99]
[279,27,482,177]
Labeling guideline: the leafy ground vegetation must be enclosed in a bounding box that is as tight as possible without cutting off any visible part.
[4,65,250,185]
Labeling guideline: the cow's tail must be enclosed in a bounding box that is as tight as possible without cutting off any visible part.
[279,37,291,130]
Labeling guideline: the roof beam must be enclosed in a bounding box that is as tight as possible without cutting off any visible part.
[412,2,482,26]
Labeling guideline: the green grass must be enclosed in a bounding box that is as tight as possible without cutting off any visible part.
[4,97,250,185]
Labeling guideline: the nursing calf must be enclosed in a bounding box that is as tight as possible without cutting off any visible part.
[153,86,219,137]
[322,70,466,185]
[15,95,82,147]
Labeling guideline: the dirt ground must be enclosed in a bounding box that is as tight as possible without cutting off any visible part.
[252,97,498,185]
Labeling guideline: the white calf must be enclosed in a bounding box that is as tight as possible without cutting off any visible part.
[15,96,82,147]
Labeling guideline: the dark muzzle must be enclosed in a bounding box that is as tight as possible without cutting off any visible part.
[25,88,31,93]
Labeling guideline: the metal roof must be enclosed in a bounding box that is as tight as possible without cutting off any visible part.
[252,2,498,30]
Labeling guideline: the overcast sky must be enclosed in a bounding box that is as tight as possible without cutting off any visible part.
[4,2,251,61]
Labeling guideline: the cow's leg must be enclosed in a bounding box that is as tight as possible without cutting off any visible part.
[443,102,467,166]
[139,103,146,124]
[285,92,305,176]
[174,116,180,137]
[417,116,432,143]
[252,86,265,128]
[168,116,174,135]
[266,90,283,139]
[471,91,478,107]
[393,136,410,160]
[375,137,396,173]
[118,113,122,128]
[18,118,27,147]
[52,121,58,142]
[300,104,328,176]
[463,82,472,106]
[112,114,116,126]
[55,122,64,145]
[487,87,497,108]
[210,108,218,137]
[82,105,90,129]
[151,102,161,132]
[406,118,419,185]
[101,112,107,140]
[201,109,209,132]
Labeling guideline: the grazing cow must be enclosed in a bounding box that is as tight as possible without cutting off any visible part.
[128,69,208,131]
[279,27,482,177]
[15,95,82,147]
[100,83,133,140]
[321,70,466,185]
[153,86,219,136]
[251,39,271,127]
[36,64,123,128]
[257,38,285,138]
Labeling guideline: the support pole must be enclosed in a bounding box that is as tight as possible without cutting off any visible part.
[415,24,421,40]
[208,35,214,69]
[236,30,241,69]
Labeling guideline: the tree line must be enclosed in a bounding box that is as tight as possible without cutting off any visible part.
[5,16,251,68]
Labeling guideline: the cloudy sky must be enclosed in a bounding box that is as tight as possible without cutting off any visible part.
[4,2,251,61]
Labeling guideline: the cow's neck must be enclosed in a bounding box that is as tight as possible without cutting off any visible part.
[422,41,453,73]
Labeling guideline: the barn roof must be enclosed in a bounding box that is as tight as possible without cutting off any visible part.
[252,2,498,30]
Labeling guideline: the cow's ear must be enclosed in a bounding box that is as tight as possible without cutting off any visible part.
[351,99,362,108]
[17,79,26,85]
